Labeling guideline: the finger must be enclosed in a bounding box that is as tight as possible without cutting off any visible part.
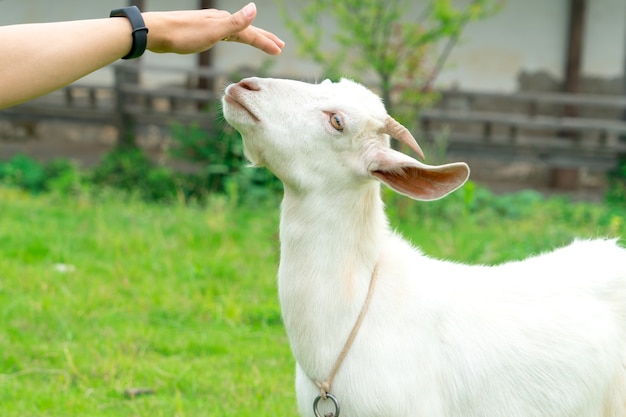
[228,2,257,32]
[218,3,284,55]
[253,27,285,49]
[233,27,284,55]
[210,3,255,44]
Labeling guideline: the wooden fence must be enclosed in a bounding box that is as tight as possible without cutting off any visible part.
[0,63,226,142]
[2,65,626,172]
[419,90,626,170]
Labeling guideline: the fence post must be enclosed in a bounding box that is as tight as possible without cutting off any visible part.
[114,64,138,149]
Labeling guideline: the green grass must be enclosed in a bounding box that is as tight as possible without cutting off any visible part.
[385,184,626,264]
[0,188,292,417]
[0,184,624,416]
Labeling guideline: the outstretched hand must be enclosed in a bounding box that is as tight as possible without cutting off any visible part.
[0,2,284,108]
[144,2,285,55]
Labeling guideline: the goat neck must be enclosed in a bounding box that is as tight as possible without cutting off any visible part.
[278,179,387,378]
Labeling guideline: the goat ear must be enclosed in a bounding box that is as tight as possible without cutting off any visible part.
[370,148,470,201]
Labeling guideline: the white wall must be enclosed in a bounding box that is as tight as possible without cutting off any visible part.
[583,0,626,78]
[1,0,625,92]
[436,0,626,91]
[214,0,626,92]
[436,0,568,91]
[212,0,322,78]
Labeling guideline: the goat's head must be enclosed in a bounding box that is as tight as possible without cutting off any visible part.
[222,77,469,201]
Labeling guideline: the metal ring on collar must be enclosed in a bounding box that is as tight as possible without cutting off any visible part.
[313,393,340,417]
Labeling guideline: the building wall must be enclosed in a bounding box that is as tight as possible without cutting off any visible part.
[583,0,626,78]
[436,0,626,91]
[1,0,625,92]
[436,0,568,91]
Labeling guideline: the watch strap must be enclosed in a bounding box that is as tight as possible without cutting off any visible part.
[110,6,149,60]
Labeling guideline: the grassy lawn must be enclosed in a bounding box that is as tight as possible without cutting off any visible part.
[0,188,292,417]
[0,184,624,416]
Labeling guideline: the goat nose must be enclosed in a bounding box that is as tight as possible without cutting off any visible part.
[238,78,261,91]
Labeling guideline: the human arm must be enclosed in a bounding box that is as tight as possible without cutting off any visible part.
[0,2,284,109]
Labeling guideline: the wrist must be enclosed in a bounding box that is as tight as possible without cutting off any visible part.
[141,12,177,54]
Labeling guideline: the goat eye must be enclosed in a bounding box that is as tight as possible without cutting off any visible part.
[330,114,344,132]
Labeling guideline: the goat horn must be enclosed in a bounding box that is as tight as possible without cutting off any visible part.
[381,116,425,161]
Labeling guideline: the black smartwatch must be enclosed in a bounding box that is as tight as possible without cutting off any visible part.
[110,5,149,60]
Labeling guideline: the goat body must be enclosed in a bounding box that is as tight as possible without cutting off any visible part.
[222,77,626,417]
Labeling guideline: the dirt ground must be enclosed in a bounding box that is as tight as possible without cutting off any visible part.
[0,120,608,202]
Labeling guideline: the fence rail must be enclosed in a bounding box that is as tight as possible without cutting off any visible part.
[0,64,224,137]
[2,67,626,172]
[419,90,626,170]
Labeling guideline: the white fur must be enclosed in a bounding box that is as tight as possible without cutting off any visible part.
[222,77,626,417]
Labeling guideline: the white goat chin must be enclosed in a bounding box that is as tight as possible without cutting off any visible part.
[222,77,626,417]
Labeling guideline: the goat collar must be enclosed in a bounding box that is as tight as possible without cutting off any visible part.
[311,261,381,416]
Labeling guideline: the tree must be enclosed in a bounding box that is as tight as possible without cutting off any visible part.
[279,0,500,125]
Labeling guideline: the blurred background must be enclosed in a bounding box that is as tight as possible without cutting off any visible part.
[3,2,626,416]
[1,0,626,202]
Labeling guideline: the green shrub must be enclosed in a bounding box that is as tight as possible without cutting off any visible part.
[170,121,242,182]
[0,155,84,195]
[606,156,626,205]
[225,165,283,207]
[0,154,46,192]
[44,159,84,196]
[90,148,178,202]
[170,115,282,205]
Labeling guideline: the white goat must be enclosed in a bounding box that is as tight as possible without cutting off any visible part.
[222,77,626,417]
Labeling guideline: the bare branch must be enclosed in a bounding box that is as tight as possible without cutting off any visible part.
[421,0,481,92]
